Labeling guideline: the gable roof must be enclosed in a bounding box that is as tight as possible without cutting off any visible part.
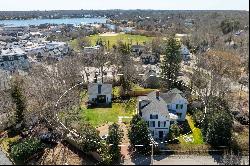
[160,93,185,104]
[160,88,187,104]
[168,88,183,94]
[139,91,169,116]
[143,69,157,80]
[88,83,112,95]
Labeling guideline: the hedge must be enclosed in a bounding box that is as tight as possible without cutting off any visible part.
[10,137,45,163]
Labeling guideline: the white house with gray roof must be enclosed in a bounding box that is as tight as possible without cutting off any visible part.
[180,45,191,61]
[88,83,112,105]
[160,88,188,121]
[137,88,188,140]
[0,48,30,71]
[138,91,178,140]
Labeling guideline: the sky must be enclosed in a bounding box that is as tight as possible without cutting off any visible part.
[0,0,249,11]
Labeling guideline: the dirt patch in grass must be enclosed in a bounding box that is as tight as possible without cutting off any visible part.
[37,142,95,165]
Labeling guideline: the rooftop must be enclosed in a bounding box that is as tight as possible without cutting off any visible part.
[139,91,169,116]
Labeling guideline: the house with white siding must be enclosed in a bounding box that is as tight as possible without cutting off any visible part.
[180,45,190,61]
[88,83,112,106]
[137,88,188,140]
[0,48,30,71]
[137,91,178,140]
[160,88,188,121]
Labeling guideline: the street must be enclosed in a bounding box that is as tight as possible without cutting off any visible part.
[123,154,249,165]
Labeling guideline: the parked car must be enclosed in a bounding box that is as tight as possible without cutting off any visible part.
[39,132,58,144]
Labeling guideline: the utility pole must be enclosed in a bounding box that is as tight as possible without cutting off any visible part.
[150,143,154,165]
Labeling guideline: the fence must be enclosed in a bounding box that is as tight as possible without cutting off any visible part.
[127,90,155,97]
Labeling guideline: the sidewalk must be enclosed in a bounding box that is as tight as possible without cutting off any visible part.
[0,150,13,165]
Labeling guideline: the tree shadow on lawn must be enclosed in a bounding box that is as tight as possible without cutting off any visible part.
[178,120,192,135]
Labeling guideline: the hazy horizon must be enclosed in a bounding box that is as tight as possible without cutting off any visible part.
[0,0,249,11]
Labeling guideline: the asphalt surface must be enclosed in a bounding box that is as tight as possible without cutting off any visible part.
[0,150,12,165]
[123,154,249,165]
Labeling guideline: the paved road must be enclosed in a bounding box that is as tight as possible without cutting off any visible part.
[123,154,249,165]
[0,150,12,165]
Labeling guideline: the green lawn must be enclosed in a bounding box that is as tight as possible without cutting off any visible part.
[86,33,153,47]
[80,98,136,127]
[68,39,81,51]
[112,86,121,98]
[178,115,204,145]
[0,136,21,152]
[132,84,157,92]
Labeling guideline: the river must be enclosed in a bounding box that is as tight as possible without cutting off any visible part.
[0,17,107,26]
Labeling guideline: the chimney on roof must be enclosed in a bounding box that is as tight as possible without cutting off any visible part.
[156,90,160,100]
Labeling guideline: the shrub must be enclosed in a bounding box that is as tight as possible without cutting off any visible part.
[192,110,204,127]
[128,115,151,155]
[106,123,123,161]
[232,122,244,133]
[10,138,45,163]
[235,113,249,125]
[97,142,112,165]
[167,123,181,143]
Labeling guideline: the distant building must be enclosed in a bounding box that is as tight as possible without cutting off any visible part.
[24,41,69,62]
[143,69,160,89]
[83,45,101,54]
[180,45,190,61]
[0,48,30,71]
[131,45,145,55]
[2,26,29,36]
[141,52,160,64]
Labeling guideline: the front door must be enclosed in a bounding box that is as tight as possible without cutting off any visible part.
[97,95,106,104]
[159,131,163,140]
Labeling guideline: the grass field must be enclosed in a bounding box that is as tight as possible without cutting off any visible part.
[80,98,136,127]
[132,84,157,93]
[69,39,81,51]
[87,33,153,47]
[178,115,204,145]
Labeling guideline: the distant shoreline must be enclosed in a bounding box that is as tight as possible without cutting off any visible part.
[0,17,107,26]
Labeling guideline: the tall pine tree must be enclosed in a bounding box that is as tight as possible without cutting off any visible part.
[202,96,233,146]
[10,76,26,126]
[128,115,151,154]
[161,37,182,91]
[106,123,124,161]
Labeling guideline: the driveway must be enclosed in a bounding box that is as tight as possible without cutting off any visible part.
[0,150,12,165]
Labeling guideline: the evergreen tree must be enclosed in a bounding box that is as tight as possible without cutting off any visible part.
[10,77,26,126]
[128,115,151,154]
[161,37,181,90]
[106,123,124,161]
[168,123,181,142]
[78,123,101,152]
[202,96,233,146]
